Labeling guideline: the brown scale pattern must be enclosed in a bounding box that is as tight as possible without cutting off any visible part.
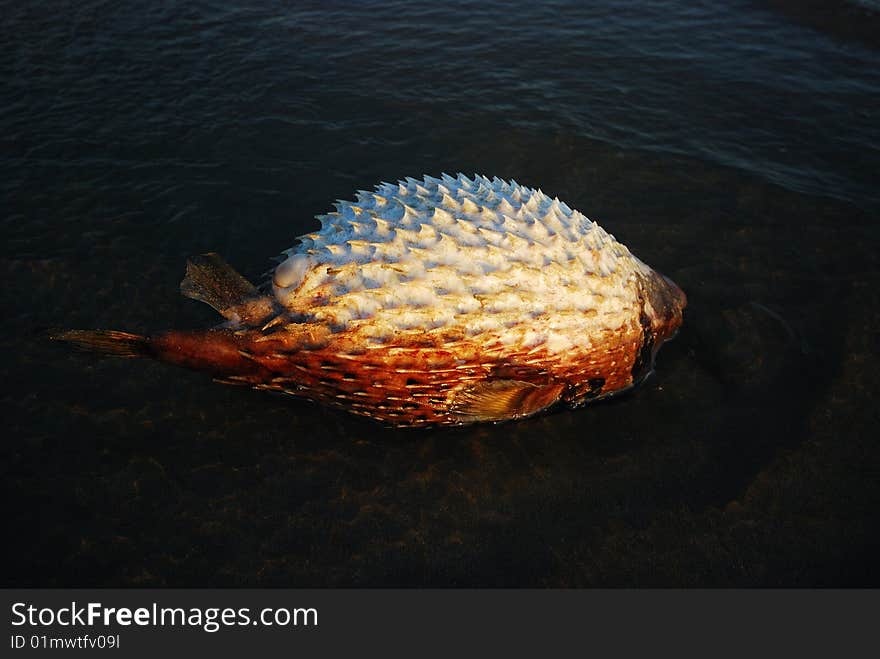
[216,315,649,427]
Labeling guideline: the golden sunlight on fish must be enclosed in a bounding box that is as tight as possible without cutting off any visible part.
[55,174,686,427]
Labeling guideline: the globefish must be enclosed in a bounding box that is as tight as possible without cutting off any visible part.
[56,174,686,427]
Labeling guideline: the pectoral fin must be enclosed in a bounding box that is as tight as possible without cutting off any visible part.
[181,253,275,325]
[450,380,565,423]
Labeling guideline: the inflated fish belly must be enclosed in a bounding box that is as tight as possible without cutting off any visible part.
[56,174,686,427]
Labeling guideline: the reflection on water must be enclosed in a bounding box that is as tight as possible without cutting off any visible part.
[3,1,879,586]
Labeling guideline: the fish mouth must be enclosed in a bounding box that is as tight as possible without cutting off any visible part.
[626,269,686,384]
[643,269,686,346]
[661,272,687,311]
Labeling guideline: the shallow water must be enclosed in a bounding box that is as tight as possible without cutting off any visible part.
[3,1,879,586]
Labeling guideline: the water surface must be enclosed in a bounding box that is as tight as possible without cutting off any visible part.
[3,0,878,586]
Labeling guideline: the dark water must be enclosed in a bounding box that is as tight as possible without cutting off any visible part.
[3,1,879,586]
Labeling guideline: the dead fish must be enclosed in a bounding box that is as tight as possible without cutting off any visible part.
[55,174,686,427]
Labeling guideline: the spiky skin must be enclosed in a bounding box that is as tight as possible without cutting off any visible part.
[217,173,685,427]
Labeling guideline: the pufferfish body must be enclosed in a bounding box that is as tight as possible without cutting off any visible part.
[56,174,686,427]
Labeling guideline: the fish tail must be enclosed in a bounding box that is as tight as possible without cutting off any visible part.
[50,329,151,358]
[53,328,270,380]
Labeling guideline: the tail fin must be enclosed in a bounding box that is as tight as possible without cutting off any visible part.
[50,330,150,358]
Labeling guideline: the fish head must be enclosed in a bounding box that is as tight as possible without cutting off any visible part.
[640,268,687,346]
[628,268,686,383]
